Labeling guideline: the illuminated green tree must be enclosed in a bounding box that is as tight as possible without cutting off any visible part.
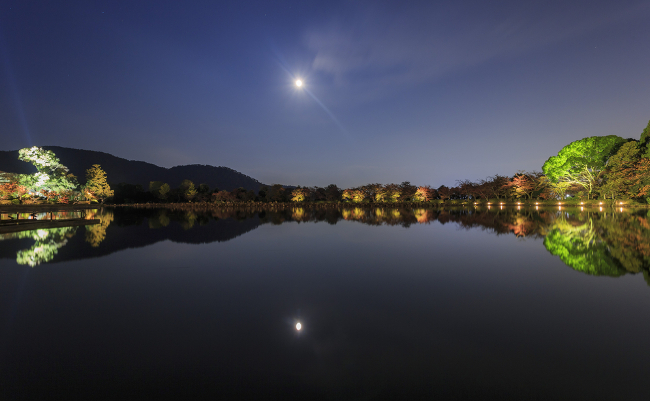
[542,136,626,199]
[18,146,79,193]
[342,188,365,202]
[180,179,197,202]
[291,187,311,202]
[159,183,170,201]
[85,164,113,203]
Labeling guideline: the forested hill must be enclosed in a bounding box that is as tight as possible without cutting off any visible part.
[0,146,264,191]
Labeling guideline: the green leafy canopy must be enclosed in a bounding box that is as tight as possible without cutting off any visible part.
[542,136,626,183]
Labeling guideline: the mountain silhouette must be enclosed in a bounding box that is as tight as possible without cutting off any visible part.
[0,146,264,191]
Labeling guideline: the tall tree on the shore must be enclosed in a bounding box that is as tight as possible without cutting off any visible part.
[158,183,170,201]
[85,164,114,203]
[180,179,197,202]
[600,142,641,199]
[542,136,626,199]
[18,146,79,193]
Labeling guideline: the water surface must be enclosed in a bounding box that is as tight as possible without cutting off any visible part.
[1,206,649,400]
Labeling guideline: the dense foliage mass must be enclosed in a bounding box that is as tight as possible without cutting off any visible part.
[0,147,113,204]
[2,120,649,205]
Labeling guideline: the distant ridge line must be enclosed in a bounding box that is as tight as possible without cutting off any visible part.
[0,146,268,192]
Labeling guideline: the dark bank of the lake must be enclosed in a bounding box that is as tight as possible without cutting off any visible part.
[1,205,649,400]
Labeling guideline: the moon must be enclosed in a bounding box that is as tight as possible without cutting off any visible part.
[295,79,303,87]
[296,322,302,331]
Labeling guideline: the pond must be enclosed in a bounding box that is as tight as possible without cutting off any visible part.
[1,205,649,400]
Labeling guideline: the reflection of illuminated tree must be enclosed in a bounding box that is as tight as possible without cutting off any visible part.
[597,214,650,274]
[292,208,309,222]
[506,217,536,237]
[181,212,197,230]
[14,227,78,267]
[148,210,170,228]
[84,209,114,247]
[342,208,366,221]
[543,218,626,277]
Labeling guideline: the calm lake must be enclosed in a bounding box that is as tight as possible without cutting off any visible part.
[1,205,650,400]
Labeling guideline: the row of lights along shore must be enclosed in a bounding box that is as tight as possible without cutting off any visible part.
[473,201,626,211]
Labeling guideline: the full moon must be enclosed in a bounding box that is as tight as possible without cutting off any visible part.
[295,79,303,87]
[296,322,302,331]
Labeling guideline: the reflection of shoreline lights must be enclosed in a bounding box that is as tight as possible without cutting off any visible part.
[296,322,302,331]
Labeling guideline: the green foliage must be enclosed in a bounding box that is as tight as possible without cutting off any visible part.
[600,141,640,199]
[180,180,198,202]
[291,187,311,202]
[18,147,79,193]
[85,164,113,203]
[640,119,650,145]
[159,183,170,201]
[542,136,626,199]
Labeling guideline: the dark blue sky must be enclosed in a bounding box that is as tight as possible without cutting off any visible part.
[1,0,649,187]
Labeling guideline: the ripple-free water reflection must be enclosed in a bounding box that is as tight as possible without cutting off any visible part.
[1,206,649,284]
[2,205,650,399]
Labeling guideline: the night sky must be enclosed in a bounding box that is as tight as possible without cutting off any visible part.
[1,0,649,188]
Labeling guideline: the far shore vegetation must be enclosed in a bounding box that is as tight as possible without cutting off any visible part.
[2,120,650,208]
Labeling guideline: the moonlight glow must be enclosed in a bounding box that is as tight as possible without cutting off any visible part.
[295,79,303,87]
[296,322,302,331]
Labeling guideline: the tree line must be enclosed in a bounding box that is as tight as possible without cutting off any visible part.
[2,120,649,205]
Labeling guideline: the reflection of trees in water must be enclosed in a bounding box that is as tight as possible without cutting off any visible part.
[5,205,649,282]
[85,208,114,247]
[540,210,650,282]
[181,212,197,230]
[137,205,650,282]
[542,217,625,277]
[148,210,170,229]
[597,212,650,278]
[9,227,78,267]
